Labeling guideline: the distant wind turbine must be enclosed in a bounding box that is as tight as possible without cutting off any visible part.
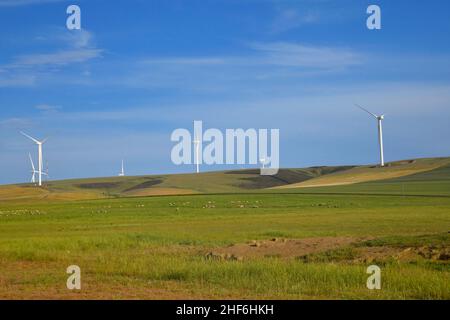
[21,132,48,186]
[193,136,200,174]
[355,104,386,167]
[29,153,38,184]
[45,160,49,181]
[28,153,47,185]
[260,158,266,169]
[118,160,125,177]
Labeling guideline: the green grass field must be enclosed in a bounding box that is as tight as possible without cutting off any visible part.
[0,157,449,299]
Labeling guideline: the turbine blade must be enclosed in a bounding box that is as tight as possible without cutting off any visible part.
[41,137,49,144]
[20,131,40,144]
[29,153,35,171]
[355,104,378,118]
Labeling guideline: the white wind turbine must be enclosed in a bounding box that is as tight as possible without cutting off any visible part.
[260,158,266,169]
[29,153,47,184]
[118,159,125,177]
[355,104,386,167]
[193,136,200,173]
[29,153,38,184]
[21,131,48,186]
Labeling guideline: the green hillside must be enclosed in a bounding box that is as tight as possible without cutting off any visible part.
[1,157,449,202]
[0,166,352,202]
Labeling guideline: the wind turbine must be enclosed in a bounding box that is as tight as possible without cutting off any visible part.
[193,136,200,173]
[355,104,385,167]
[45,160,49,181]
[118,160,125,177]
[21,131,48,186]
[29,153,38,184]
[260,158,266,169]
[28,153,47,184]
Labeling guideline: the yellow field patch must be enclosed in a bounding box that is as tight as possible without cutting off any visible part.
[274,158,450,189]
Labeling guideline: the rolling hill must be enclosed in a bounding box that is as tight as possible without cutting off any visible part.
[1,157,449,201]
[274,157,450,190]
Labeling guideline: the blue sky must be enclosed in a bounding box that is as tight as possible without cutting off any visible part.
[1,0,450,184]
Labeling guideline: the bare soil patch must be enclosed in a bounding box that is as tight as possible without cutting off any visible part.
[205,237,365,261]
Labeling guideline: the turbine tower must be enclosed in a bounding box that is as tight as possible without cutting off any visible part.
[118,160,125,177]
[193,136,200,173]
[21,131,48,186]
[355,104,385,167]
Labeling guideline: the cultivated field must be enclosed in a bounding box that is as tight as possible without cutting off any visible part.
[0,158,449,299]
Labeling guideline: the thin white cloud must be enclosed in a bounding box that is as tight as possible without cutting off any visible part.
[0,74,36,87]
[0,29,102,86]
[65,29,95,49]
[13,49,102,66]
[11,29,101,67]
[144,57,227,66]
[0,0,65,6]
[0,117,32,129]
[250,42,362,69]
[143,43,361,70]
[271,9,319,34]
[35,104,61,112]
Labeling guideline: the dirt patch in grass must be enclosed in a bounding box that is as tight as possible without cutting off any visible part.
[206,233,450,264]
[348,245,450,264]
[299,238,450,264]
[205,237,365,260]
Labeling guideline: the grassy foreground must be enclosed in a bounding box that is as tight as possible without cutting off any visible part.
[0,192,449,299]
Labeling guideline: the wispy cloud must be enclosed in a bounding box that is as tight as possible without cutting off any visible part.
[11,30,101,67]
[250,42,362,69]
[0,29,102,86]
[270,9,319,34]
[0,0,65,7]
[144,57,227,66]
[14,49,101,66]
[0,74,36,87]
[65,29,95,49]
[0,117,32,129]
[143,43,360,70]
[35,104,61,112]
